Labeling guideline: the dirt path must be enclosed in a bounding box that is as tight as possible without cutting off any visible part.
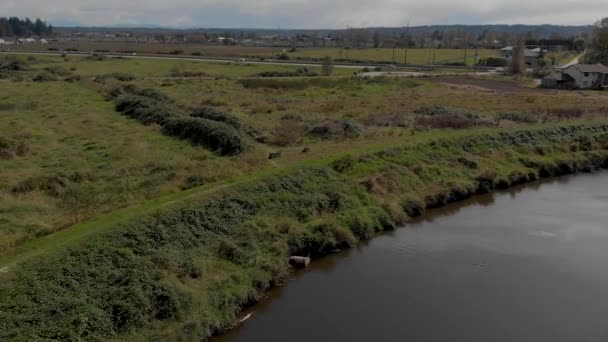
[427,77,551,94]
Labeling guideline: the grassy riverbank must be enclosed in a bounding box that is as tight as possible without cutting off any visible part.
[2,123,608,341]
[4,53,608,341]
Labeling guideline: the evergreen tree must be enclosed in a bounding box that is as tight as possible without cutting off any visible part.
[0,17,53,37]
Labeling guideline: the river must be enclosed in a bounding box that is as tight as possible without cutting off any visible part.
[218,172,608,342]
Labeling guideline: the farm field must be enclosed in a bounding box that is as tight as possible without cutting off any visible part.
[3,52,608,257]
[6,41,500,65]
[2,52,608,341]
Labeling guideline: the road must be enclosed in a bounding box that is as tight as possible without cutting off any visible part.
[559,51,585,69]
[0,50,495,71]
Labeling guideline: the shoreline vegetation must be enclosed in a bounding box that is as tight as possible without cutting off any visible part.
[2,123,608,340]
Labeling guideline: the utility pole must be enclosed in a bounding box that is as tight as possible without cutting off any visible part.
[404,21,410,65]
[345,25,351,60]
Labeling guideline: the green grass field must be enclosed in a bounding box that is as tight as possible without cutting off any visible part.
[7,42,499,65]
[2,52,608,341]
[3,53,608,256]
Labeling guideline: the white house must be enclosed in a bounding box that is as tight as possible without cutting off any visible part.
[542,64,608,89]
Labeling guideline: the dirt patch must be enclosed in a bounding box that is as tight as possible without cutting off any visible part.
[428,77,549,94]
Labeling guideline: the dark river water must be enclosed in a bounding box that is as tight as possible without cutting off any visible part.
[218,172,608,342]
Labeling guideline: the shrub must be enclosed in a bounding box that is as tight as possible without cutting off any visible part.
[115,93,245,155]
[442,62,467,66]
[170,70,209,78]
[162,117,244,155]
[32,73,57,82]
[548,108,584,119]
[331,155,356,173]
[271,119,304,146]
[0,56,28,72]
[64,74,82,82]
[308,119,366,139]
[95,72,136,82]
[255,68,319,78]
[413,105,494,129]
[190,107,242,129]
[477,57,508,67]
[364,112,410,127]
[0,137,28,159]
[44,66,72,76]
[497,111,538,123]
[12,174,70,197]
[83,54,107,61]
[280,113,304,121]
[239,77,349,90]
[115,95,178,125]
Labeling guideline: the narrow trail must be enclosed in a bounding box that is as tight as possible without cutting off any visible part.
[0,126,506,271]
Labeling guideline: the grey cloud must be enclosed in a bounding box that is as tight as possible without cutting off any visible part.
[1,0,606,27]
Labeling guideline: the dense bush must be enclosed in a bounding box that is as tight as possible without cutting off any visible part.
[497,111,539,123]
[44,66,73,76]
[170,70,209,78]
[271,119,305,146]
[95,72,136,82]
[477,57,508,67]
[0,136,28,159]
[364,112,410,127]
[32,72,58,82]
[115,95,178,125]
[190,107,242,129]
[83,54,108,61]
[308,119,366,139]
[239,77,350,90]
[414,105,495,129]
[547,108,584,119]
[114,90,245,155]
[255,68,319,78]
[0,58,27,71]
[163,117,244,155]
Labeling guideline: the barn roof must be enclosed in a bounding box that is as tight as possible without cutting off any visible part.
[568,64,608,74]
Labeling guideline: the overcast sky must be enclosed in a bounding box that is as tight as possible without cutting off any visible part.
[2,0,607,28]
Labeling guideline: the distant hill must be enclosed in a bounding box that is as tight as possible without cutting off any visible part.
[376,24,592,38]
[55,24,593,38]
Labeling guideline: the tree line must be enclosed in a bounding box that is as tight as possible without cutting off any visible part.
[0,17,53,37]
[588,18,608,65]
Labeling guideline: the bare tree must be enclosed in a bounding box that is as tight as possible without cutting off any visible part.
[591,18,608,65]
[511,41,526,75]
[373,31,382,48]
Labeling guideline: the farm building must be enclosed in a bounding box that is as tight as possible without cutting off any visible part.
[542,64,608,89]
[500,46,543,68]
